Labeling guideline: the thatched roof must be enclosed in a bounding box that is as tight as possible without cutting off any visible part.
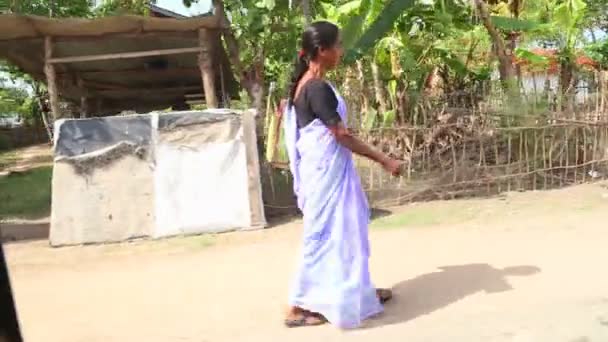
[0,14,238,115]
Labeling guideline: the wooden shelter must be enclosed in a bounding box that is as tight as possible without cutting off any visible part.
[0,14,238,118]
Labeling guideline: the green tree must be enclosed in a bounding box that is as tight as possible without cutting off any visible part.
[5,0,92,17]
[95,0,150,16]
[585,0,608,38]
[0,85,37,124]
[586,38,608,69]
[212,0,304,110]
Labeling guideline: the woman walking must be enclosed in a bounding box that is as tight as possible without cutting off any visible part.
[284,21,403,329]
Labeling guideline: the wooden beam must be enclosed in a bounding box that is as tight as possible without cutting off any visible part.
[54,68,200,77]
[80,79,129,91]
[184,93,204,99]
[96,86,201,97]
[185,100,205,106]
[198,29,218,108]
[48,47,203,64]
[43,28,223,42]
[44,37,61,120]
[52,31,200,42]
[0,30,222,46]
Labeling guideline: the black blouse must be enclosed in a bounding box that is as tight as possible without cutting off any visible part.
[293,79,342,128]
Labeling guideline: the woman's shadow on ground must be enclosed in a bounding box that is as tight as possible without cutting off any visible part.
[367,263,541,328]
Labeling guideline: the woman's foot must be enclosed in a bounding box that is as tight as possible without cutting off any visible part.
[284,306,327,328]
[376,288,393,304]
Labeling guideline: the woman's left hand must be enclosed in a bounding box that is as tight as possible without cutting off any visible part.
[382,158,404,177]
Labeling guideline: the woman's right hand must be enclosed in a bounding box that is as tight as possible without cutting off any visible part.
[381,157,403,177]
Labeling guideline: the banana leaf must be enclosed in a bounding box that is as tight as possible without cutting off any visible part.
[344,0,417,64]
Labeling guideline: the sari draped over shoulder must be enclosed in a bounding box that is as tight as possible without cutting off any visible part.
[283,83,383,329]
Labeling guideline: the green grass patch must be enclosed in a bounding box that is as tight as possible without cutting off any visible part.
[171,234,216,250]
[0,166,52,220]
[0,150,19,170]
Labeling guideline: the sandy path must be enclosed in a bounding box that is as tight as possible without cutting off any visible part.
[0,144,52,174]
[4,183,608,342]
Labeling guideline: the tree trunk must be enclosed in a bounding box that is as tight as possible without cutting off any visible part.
[371,61,388,114]
[198,28,218,109]
[342,67,357,126]
[215,0,265,158]
[356,60,369,115]
[397,85,409,125]
[589,29,597,43]
[216,0,266,112]
[215,0,248,100]
[44,37,61,120]
[301,0,311,25]
[559,57,575,115]
[508,33,522,87]
[33,84,53,144]
[474,0,516,90]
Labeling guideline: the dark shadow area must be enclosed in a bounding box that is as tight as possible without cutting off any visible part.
[1,222,50,242]
[367,263,541,328]
[0,241,24,341]
[264,212,301,228]
[370,208,392,219]
[264,207,392,228]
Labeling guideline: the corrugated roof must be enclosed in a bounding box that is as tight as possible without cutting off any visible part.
[0,14,237,115]
[148,4,188,19]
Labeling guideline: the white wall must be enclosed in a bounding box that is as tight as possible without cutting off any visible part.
[521,73,591,104]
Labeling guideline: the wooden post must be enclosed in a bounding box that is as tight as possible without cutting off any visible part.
[241,109,267,229]
[44,36,61,120]
[198,29,218,109]
[79,97,88,119]
[219,63,228,108]
[77,78,88,119]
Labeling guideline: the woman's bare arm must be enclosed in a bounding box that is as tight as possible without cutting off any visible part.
[328,123,402,176]
[328,123,390,164]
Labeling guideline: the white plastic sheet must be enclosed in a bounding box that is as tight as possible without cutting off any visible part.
[153,139,251,237]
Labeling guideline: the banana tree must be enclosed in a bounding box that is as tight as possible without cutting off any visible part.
[325,0,490,126]
[343,0,417,63]
[551,0,587,98]
[316,0,386,129]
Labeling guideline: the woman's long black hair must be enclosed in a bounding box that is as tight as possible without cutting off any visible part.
[287,21,340,106]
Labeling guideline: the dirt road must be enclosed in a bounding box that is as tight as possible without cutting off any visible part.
[4,183,608,342]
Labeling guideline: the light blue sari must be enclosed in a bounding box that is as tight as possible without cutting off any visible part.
[284,83,383,329]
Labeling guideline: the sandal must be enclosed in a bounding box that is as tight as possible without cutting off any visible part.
[377,288,393,304]
[284,311,327,328]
